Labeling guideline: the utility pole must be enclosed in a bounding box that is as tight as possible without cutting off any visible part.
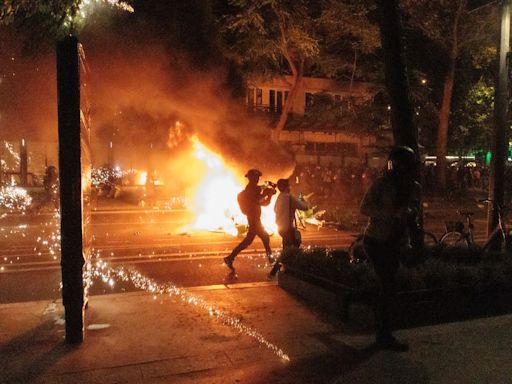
[488,0,511,249]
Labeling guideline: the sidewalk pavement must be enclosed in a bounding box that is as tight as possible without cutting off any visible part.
[1,282,511,384]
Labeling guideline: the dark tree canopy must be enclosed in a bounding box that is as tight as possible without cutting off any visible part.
[0,1,134,45]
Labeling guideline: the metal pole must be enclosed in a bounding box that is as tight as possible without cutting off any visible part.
[57,35,85,344]
[0,148,3,186]
[20,138,27,186]
[488,0,511,249]
[108,141,113,168]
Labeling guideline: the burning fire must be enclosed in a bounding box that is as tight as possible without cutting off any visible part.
[189,137,277,236]
[138,171,164,186]
[138,171,148,186]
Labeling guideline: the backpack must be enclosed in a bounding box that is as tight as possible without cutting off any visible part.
[237,189,250,215]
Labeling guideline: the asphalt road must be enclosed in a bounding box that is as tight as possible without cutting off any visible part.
[0,196,495,304]
[0,208,355,303]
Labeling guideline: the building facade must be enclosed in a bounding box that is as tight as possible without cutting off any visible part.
[247,75,391,167]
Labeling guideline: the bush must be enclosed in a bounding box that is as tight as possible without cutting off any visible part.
[280,246,512,293]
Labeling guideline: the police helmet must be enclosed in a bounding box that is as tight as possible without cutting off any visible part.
[276,178,290,192]
[245,169,262,178]
[387,146,416,174]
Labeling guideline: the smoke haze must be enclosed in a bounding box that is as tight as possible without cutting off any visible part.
[0,19,293,186]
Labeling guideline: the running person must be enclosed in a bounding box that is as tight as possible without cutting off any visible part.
[224,169,275,272]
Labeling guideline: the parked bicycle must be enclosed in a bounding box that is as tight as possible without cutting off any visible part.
[349,199,512,263]
[439,199,512,252]
[438,210,475,248]
[348,227,438,263]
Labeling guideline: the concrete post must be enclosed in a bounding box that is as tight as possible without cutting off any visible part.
[56,35,85,344]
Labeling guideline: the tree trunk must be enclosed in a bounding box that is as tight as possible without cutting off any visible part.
[273,71,303,141]
[435,0,464,193]
[349,49,358,117]
[435,67,456,193]
[376,0,423,247]
[350,49,357,92]
[273,17,305,142]
[375,0,418,152]
[488,0,510,248]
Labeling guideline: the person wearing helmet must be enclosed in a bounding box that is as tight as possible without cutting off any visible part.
[360,145,421,352]
[224,169,276,273]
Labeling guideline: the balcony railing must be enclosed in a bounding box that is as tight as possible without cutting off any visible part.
[247,103,282,115]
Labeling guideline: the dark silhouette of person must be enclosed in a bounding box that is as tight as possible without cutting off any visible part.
[224,169,275,272]
[43,165,59,209]
[360,146,421,352]
[268,178,309,278]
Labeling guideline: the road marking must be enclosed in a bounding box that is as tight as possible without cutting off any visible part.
[92,209,188,214]
[0,251,276,273]
[1,232,354,255]
[188,281,277,290]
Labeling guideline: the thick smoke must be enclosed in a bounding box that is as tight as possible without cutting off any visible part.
[82,27,293,186]
[0,17,293,189]
[0,28,57,143]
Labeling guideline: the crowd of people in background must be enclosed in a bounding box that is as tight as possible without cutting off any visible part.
[12,160,512,214]
[422,163,490,198]
[290,161,500,212]
[290,163,378,207]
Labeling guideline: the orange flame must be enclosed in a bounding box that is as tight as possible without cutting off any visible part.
[138,171,148,185]
[189,137,277,236]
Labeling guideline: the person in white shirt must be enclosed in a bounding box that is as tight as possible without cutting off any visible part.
[268,178,309,277]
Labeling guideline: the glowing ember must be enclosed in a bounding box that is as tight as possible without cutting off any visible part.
[91,258,290,361]
[0,186,32,212]
[35,212,62,260]
[1,141,20,171]
[91,166,123,188]
[189,137,277,236]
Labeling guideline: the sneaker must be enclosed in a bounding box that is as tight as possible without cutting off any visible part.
[223,256,235,271]
[268,262,281,278]
[376,335,409,352]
